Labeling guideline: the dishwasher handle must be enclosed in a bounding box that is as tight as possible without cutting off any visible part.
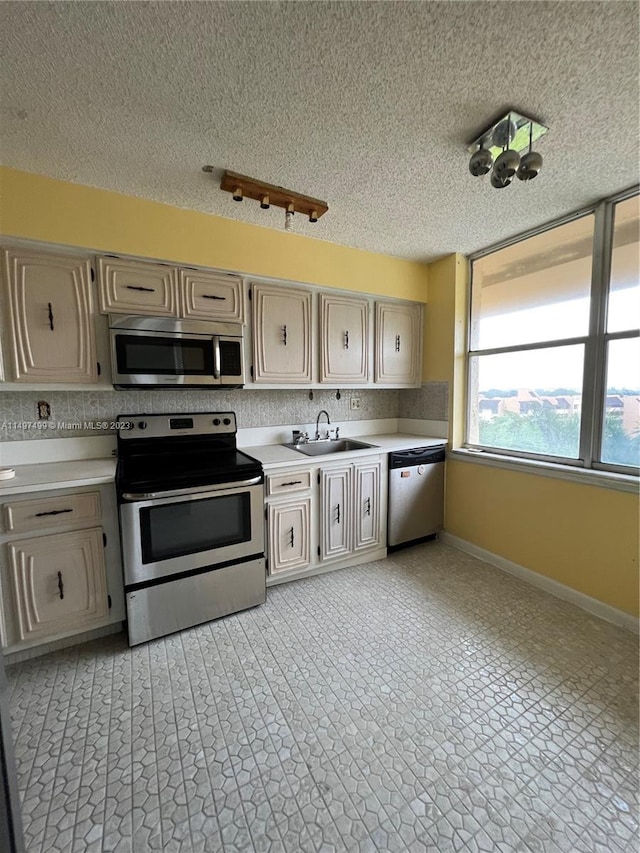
[389,446,445,468]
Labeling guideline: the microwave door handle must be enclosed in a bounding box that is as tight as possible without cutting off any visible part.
[213,336,221,379]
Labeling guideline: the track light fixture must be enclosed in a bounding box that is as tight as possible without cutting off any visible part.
[203,167,329,229]
[467,109,548,189]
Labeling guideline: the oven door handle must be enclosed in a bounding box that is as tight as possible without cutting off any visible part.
[121,475,262,501]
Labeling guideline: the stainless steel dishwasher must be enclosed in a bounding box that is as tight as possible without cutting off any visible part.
[388,446,446,549]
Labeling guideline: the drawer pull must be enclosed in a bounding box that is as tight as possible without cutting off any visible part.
[47,302,54,331]
[344,330,349,350]
[282,324,287,346]
[280,480,303,487]
[57,571,64,600]
[35,508,73,517]
[202,294,226,300]
[125,285,155,292]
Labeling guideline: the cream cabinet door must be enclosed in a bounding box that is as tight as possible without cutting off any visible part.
[320,465,352,561]
[3,248,98,383]
[353,460,381,551]
[374,301,422,386]
[97,256,179,316]
[268,498,311,575]
[252,283,312,382]
[319,293,369,383]
[8,527,108,642]
[179,269,244,322]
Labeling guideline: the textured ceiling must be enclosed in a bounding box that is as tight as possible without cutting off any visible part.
[0,1,638,262]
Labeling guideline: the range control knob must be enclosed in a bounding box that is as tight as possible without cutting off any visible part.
[213,418,221,426]
[223,417,231,426]
[137,421,147,430]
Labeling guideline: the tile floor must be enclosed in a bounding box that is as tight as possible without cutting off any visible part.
[6,542,639,853]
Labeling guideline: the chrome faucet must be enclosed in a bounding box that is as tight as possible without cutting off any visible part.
[315,410,331,440]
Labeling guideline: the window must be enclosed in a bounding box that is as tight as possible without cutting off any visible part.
[467,188,639,474]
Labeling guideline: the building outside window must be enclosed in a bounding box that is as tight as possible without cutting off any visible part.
[466,189,640,474]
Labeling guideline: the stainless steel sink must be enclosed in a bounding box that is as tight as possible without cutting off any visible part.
[284,439,377,456]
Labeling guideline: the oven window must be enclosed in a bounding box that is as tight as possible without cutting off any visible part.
[115,334,214,375]
[140,493,250,563]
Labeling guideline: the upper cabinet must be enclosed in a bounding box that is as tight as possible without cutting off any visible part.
[179,269,244,323]
[374,300,423,387]
[319,293,369,384]
[97,256,243,323]
[1,242,424,389]
[251,283,312,383]
[2,247,98,383]
[97,256,179,317]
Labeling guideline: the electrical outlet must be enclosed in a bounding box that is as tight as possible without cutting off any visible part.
[350,397,361,410]
[37,400,51,420]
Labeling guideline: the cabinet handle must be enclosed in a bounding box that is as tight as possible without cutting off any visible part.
[282,325,287,346]
[280,480,302,487]
[35,508,73,517]
[344,330,349,350]
[47,302,54,331]
[289,527,295,548]
[336,503,341,524]
[57,571,64,600]
[125,285,155,292]
[395,334,401,352]
[366,497,371,516]
[202,294,226,300]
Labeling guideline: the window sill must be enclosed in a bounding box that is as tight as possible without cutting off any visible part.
[448,448,639,494]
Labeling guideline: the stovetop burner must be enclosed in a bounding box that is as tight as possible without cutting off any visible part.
[115,411,262,495]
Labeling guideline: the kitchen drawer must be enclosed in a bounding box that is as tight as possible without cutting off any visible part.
[266,469,313,497]
[97,256,179,316]
[3,491,102,534]
[179,270,244,322]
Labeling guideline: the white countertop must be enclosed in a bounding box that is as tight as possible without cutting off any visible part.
[0,458,117,496]
[0,433,445,494]
[244,433,446,469]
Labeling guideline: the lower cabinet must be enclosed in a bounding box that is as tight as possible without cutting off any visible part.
[267,498,312,574]
[353,460,382,552]
[265,467,314,577]
[0,484,125,652]
[321,459,383,562]
[265,454,386,582]
[8,527,108,642]
[320,464,352,560]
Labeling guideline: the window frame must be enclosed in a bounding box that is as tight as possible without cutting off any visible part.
[465,185,640,477]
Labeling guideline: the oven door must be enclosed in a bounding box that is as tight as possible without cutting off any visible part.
[111,328,220,386]
[119,479,264,586]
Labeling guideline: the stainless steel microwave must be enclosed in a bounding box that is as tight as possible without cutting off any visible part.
[109,315,245,388]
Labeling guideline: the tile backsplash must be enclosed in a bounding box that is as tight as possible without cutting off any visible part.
[0,383,448,441]
[398,381,449,422]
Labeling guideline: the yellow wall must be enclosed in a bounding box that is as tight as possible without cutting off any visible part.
[429,255,639,619]
[422,252,467,445]
[446,459,639,617]
[0,167,428,301]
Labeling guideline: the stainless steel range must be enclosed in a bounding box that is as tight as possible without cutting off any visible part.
[116,412,265,646]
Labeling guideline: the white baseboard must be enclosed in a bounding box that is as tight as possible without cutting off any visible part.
[440,533,639,634]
